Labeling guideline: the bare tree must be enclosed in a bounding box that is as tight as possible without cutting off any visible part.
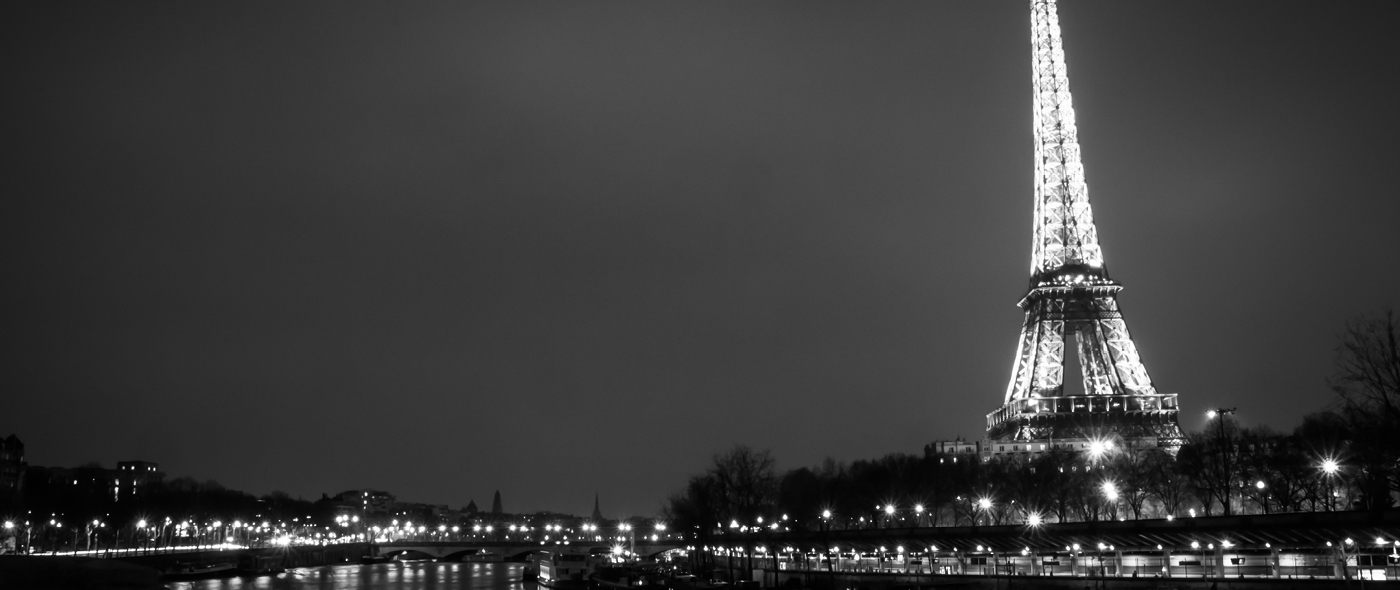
[1108,444,1162,519]
[1178,419,1239,516]
[1333,309,1400,421]
[709,445,779,523]
[1144,450,1193,517]
[1332,309,1400,508]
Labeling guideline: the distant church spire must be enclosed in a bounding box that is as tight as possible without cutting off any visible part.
[591,492,603,521]
[491,490,502,514]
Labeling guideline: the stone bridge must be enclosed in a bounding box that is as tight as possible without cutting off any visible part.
[374,541,684,561]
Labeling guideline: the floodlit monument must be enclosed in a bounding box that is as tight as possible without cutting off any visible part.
[985,0,1186,455]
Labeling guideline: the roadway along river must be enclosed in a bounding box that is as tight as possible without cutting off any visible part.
[167,561,533,590]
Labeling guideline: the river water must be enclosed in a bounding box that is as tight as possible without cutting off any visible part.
[167,561,535,590]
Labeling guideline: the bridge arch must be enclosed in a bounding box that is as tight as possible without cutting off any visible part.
[380,548,438,561]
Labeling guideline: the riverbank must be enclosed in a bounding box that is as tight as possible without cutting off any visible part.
[0,556,163,590]
[114,542,372,573]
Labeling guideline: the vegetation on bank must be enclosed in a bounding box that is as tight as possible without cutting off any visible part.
[665,310,1400,539]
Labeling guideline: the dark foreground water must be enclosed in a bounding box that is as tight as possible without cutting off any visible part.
[167,561,534,590]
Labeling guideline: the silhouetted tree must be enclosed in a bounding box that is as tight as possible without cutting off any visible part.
[1331,309,1400,509]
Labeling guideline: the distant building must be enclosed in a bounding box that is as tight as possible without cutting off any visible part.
[591,493,603,521]
[115,460,163,501]
[924,438,981,457]
[0,435,24,497]
[465,499,479,514]
[337,489,396,517]
[491,490,502,514]
[24,464,112,504]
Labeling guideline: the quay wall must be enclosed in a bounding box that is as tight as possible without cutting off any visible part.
[772,570,1398,589]
[114,542,372,571]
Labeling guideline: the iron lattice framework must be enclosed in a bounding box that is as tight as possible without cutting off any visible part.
[988,0,1184,447]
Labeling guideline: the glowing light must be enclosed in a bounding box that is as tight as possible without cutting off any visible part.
[1101,481,1118,501]
[914,504,924,513]
[1322,459,1340,475]
[1255,480,1266,490]
[821,510,831,519]
[978,498,992,510]
[1206,410,1217,419]
[1027,513,1043,527]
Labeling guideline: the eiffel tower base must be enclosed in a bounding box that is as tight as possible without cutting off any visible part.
[987,393,1186,452]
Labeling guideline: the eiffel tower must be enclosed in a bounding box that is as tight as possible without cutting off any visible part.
[986,0,1184,450]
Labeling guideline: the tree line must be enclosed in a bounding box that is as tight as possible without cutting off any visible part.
[665,310,1400,540]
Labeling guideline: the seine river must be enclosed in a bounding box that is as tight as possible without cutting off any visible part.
[167,561,534,590]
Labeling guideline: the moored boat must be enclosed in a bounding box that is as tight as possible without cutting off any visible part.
[164,561,237,580]
[537,550,597,590]
[237,553,285,576]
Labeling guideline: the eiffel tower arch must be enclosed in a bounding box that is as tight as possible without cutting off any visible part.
[986,0,1185,452]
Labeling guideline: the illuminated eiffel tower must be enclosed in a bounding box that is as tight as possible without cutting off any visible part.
[986,0,1185,450]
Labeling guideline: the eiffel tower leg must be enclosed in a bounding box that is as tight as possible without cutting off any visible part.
[1030,302,1066,397]
[1004,313,1040,404]
[1090,299,1156,395]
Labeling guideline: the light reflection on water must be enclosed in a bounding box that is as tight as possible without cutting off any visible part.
[167,561,535,590]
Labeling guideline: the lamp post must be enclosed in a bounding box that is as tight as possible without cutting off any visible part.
[1321,458,1340,512]
[1206,407,1237,516]
[820,509,834,584]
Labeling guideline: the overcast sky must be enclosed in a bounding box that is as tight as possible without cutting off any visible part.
[3,1,1397,517]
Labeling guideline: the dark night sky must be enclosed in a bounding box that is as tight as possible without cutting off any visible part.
[3,2,1397,518]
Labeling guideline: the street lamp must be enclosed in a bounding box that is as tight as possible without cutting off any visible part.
[976,498,993,526]
[819,511,834,574]
[1320,458,1341,511]
[1206,407,1237,516]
